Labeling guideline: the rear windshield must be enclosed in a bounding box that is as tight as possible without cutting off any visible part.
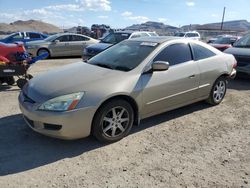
[233,34,250,47]
[101,33,131,44]
[87,40,158,71]
[174,32,185,37]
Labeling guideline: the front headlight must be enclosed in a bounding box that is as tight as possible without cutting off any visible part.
[38,92,84,112]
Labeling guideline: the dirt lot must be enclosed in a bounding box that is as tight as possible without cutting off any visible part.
[0,58,250,188]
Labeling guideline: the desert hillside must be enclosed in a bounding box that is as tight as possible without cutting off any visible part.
[0,20,63,34]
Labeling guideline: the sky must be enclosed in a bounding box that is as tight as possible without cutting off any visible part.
[0,0,249,29]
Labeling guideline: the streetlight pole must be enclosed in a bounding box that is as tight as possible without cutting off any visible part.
[221,7,226,30]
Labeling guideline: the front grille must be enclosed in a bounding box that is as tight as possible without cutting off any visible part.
[24,116,34,128]
[23,92,35,104]
[234,55,250,67]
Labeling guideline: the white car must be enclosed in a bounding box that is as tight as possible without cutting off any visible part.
[174,31,201,40]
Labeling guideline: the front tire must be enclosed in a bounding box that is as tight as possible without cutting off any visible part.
[206,77,227,105]
[92,99,134,143]
[37,48,50,58]
[6,76,15,85]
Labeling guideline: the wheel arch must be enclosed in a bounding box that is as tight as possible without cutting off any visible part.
[37,47,51,57]
[91,95,140,129]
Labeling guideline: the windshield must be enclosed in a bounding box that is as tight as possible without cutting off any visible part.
[174,32,185,37]
[213,37,232,44]
[148,32,158,36]
[87,40,158,71]
[233,34,250,47]
[101,33,131,44]
[44,34,61,42]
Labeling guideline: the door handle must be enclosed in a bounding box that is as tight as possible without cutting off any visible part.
[188,75,195,78]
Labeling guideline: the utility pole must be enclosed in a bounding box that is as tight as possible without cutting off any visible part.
[221,7,226,30]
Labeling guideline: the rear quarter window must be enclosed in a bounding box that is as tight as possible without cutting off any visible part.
[191,43,216,61]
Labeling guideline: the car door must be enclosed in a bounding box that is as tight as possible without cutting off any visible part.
[50,35,70,56]
[141,43,200,117]
[27,32,43,42]
[69,35,90,56]
[190,43,218,97]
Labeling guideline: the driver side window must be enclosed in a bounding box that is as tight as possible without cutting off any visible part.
[56,35,70,42]
[154,43,192,66]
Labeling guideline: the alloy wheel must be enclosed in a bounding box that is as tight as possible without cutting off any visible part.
[102,106,130,138]
[213,80,226,103]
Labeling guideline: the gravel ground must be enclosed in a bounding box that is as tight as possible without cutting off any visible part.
[0,58,250,188]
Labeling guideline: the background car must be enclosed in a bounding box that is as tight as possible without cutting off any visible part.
[26,33,99,58]
[83,30,158,59]
[19,37,236,143]
[224,33,250,77]
[174,31,201,40]
[0,32,48,44]
[209,35,240,51]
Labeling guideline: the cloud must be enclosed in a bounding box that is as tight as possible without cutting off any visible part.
[121,11,133,17]
[0,0,112,27]
[46,4,82,11]
[121,11,149,23]
[186,1,195,6]
[46,0,111,12]
[79,0,111,11]
[211,14,219,18]
[98,15,109,19]
[158,18,168,23]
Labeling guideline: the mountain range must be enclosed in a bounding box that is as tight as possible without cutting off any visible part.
[0,19,250,35]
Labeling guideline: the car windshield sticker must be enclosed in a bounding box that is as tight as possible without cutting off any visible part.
[121,34,129,37]
[140,42,158,47]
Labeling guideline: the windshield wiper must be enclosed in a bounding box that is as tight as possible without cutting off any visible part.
[95,63,114,70]
[115,66,131,72]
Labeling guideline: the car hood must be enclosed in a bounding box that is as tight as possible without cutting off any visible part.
[224,47,250,56]
[23,62,133,103]
[86,42,113,52]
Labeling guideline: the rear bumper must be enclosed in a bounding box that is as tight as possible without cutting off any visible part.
[229,68,237,79]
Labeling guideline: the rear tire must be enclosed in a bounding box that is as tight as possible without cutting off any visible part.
[206,77,227,105]
[92,99,134,143]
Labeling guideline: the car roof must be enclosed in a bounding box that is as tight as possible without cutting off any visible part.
[129,36,181,43]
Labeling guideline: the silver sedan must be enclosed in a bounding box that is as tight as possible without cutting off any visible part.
[19,37,237,142]
[26,33,98,57]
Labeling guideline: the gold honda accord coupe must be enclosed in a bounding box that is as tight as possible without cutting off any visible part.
[19,37,237,142]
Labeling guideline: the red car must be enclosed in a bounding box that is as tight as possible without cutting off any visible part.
[0,42,48,88]
[210,36,241,51]
[0,42,31,87]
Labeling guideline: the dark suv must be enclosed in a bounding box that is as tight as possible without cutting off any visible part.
[83,30,158,59]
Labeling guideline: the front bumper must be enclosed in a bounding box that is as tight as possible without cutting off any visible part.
[19,93,97,140]
[26,48,37,57]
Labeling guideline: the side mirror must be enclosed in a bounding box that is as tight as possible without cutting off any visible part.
[152,61,169,72]
[53,40,60,44]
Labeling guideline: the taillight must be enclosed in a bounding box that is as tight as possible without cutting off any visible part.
[233,59,237,68]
